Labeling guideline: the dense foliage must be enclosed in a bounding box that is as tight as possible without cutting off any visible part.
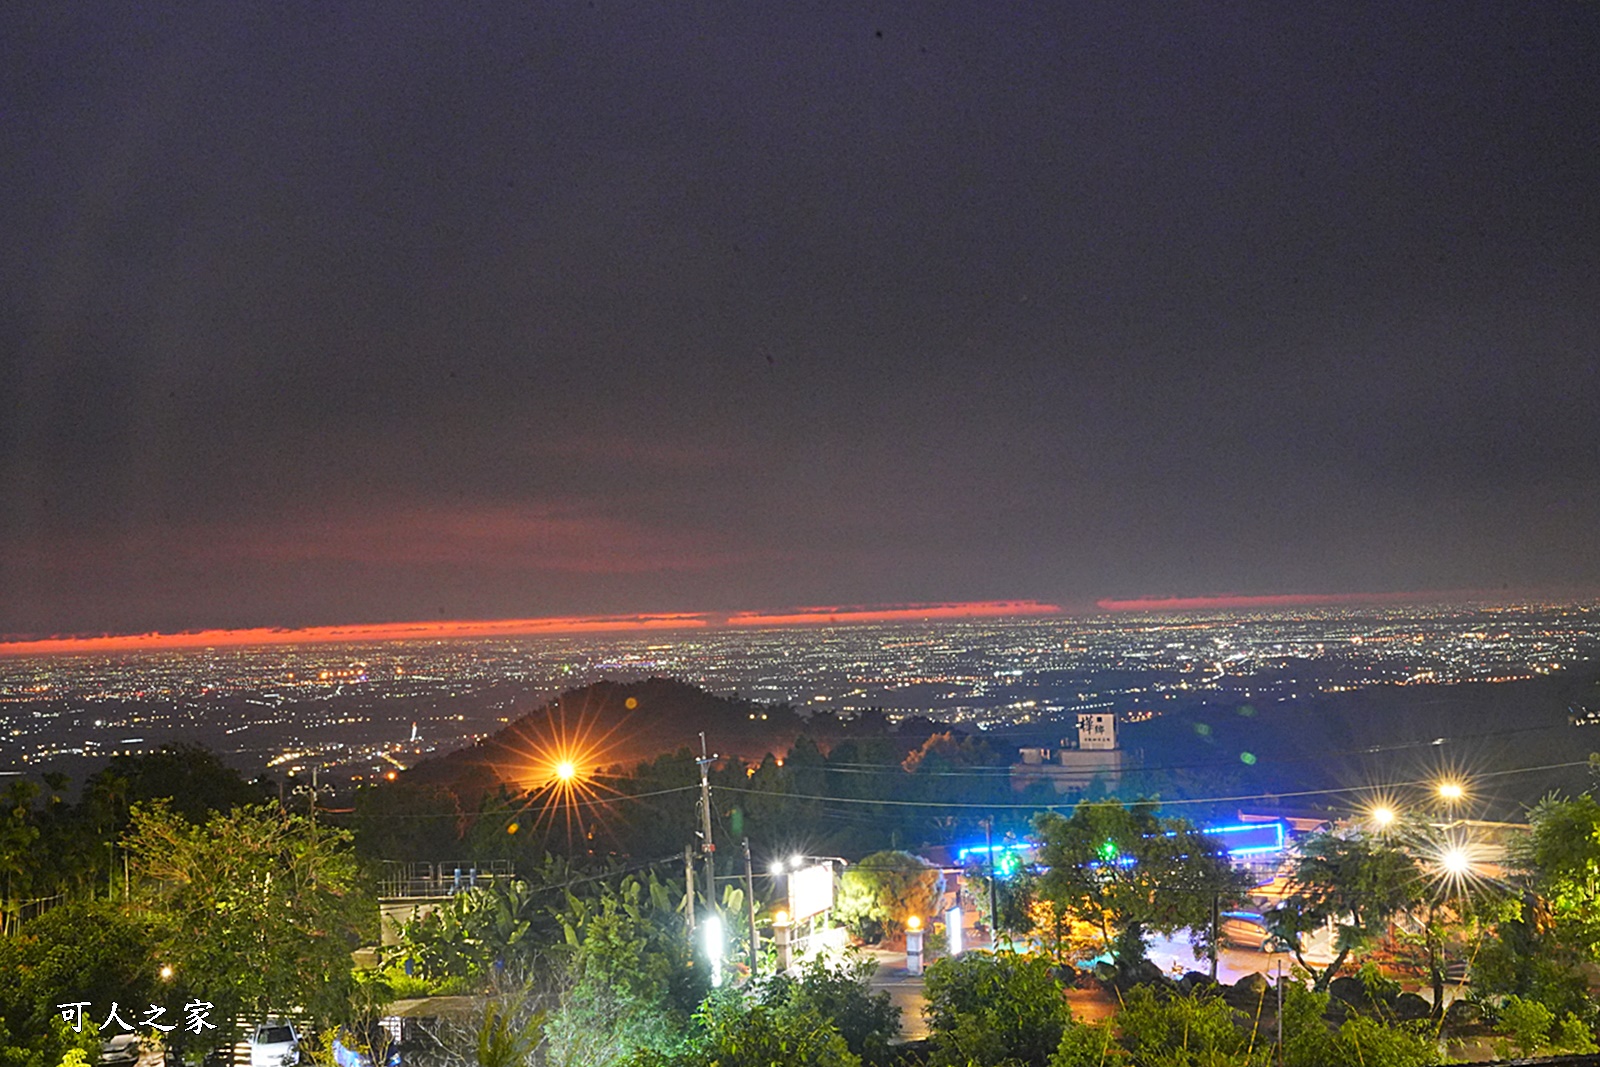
[1033,800,1248,969]
[923,952,1073,1067]
[13,737,1600,1066]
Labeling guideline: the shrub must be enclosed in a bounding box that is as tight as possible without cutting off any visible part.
[924,952,1072,1067]
[767,954,899,1066]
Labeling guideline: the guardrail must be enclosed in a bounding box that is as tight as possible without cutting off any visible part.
[377,860,516,898]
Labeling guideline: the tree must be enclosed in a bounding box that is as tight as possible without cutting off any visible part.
[965,845,1038,948]
[1470,794,1600,1025]
[1517,793,1600,954]
[544,873,707,1067]
[0,780,41,928]
[87,744,268,827]
[1264,829,1421,991]
[123,800,375,1048]
[1033,800,1247,969]
[0,904,125,1067]
[835,851,943,940]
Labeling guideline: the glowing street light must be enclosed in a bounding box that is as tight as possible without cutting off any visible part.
[1437,781,1465,802]
[1440,848,1471,876]
[1371,806,1396,828]
[703,913,725,988]
[555,759,577,783]
[159,965,174,981]
[905,915,925,976]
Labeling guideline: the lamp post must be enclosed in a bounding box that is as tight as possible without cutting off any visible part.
[905,915,924,976]
[774,909,792,974]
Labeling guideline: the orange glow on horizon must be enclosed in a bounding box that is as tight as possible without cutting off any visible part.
[0,601,1063,656]
[1096,591,1469,612]
[0,613,711,657]
[724,600,1062,627]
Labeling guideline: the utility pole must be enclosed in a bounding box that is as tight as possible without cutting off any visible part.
[683,846,697,935]
[1209,891,1220,981]
[1276,957,1285,1066]
[742,838,759,976]
[697,734,717,917]
[985,817,1000,950]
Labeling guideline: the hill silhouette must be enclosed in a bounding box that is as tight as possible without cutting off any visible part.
[402,677,956,801]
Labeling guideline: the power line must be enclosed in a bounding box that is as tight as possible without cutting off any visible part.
[325,784,700,819]
[720,759,1593,811]
[806,720,1573,780]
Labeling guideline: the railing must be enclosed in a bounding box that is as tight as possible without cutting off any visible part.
[378,860,516,899]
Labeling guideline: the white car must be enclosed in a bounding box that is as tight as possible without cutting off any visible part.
[98,1033,141,1067]
[248,1020,299,1067]
[1219,911,1292,953]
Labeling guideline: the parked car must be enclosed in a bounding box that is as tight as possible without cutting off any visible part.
[99,1034,141,1067]
[248,1020,299,1067]
[1219,911,1292,953]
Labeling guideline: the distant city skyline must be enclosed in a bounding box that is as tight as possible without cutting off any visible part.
[4,603,1595,787]
[0,590,1582,653]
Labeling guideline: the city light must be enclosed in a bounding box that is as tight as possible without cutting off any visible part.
[906,915,922,931]
[703,913,725,988]
[1371,806,1396,827]
[159,965,174,981]
[1437,781,1465,801]
[1441,848,1470,875]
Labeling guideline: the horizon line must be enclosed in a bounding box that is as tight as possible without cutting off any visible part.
[0,590,1569,656]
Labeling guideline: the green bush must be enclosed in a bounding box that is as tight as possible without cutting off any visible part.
[1282,986,1438,1067]
[1491,994,1598,1060]
[764,954,899,1066]
[924,952,1072,1067]
[692,990,861,1067]
[1114,985,1262,1067]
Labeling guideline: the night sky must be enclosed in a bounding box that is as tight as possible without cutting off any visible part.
[3,3,1598,639]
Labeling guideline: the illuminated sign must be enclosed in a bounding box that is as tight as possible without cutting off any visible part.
[1202,821,1286,857]
[788,862,834,922]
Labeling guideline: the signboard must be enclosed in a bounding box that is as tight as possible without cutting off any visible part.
[1078,713,1116,750]
[788,862,834,922]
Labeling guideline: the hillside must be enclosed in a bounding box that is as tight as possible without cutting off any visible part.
[401,676,956,799]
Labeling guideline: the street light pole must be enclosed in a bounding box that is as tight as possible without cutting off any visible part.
[742,838,759,976]
[698,734,717,916]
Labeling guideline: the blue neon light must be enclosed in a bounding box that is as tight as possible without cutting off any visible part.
[956,821,1286,869]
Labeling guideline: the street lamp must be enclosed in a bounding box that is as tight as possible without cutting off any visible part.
[905,915,924,976]
[1371,805,1396,828]
[1437,781,1464,802]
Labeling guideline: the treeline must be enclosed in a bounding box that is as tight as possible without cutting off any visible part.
[355,729,1071,868]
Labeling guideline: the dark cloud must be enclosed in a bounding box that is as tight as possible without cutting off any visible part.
[3,2,1598,634]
